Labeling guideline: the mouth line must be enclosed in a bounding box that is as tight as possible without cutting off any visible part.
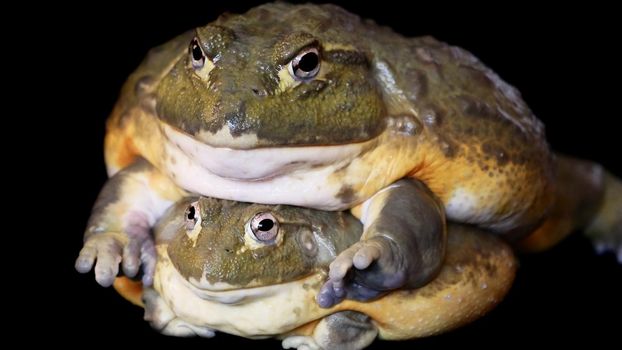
[197,274,316,293]
[164,121,379,150]
[189,268,322,292]
[184,271,325,305]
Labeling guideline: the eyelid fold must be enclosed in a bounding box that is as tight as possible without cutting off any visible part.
[272,31,319,65]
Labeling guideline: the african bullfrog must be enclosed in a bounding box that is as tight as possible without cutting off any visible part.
[76,3,621,305]
[125,196,516,349]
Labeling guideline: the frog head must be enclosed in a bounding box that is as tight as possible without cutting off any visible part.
[155,3,387,151]
[165,197,362,291]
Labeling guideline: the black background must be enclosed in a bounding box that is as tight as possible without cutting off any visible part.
[43,0,621,347]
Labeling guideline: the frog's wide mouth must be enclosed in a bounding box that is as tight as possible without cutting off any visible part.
[161,123,377,181]
[182,271,326,305]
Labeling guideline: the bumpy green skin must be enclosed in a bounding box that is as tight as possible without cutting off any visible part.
[166,197,363,287]
[125,2,547,162]
[154,27,385,146]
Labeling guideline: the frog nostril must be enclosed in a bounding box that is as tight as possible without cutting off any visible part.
[251,87,267,97]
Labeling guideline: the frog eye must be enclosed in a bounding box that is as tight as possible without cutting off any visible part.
[249,212,279,243]
[184,201,200,230]
[288,47,320,80]
[189,37,206,69]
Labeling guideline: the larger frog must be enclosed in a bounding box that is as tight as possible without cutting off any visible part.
[127,196,516,349]
[76,3,621,304]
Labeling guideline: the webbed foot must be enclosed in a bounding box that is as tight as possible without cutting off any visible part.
[317,236,406,308]
[282,311,377,350]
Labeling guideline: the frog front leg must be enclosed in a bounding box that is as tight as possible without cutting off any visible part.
[282,311,378,350]
[75,158,184,286]
[317,179,446,308]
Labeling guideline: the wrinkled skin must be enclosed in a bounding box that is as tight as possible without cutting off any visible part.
[77,3,622,302]
[133,197,516,349]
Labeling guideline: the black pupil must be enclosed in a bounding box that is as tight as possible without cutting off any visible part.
[298,52,318,72]
[191,41,203,61]
[187,206,196,220]
[257,219,274,231]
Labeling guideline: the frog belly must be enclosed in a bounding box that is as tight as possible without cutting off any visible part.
[154,246,331,338]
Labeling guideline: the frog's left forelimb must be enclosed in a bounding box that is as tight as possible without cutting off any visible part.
[317,178,446,308]
[75,158,184,286]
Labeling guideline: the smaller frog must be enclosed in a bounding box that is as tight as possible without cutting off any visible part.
[124,197,516,349]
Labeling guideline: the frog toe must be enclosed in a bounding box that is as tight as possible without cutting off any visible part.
[76,233,124,287]
[76,231,157,287]
[352,244,381,270]
[317,279,346,308]
[590,225,622,263]
[282,335,321,350]
[341,281,385,302]
[140,239,157,286]
[94,251,121,287]
[161,320,216,338]
[122,240,141,277]
[75,246,96,273]
[317,237,407,308]
[586,171,622,263]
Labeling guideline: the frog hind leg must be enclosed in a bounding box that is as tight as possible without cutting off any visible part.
[519,154,622,262]
[282,311,378,350]
[585,170,622,262]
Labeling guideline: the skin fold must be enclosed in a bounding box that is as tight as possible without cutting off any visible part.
[77,3,621,306]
